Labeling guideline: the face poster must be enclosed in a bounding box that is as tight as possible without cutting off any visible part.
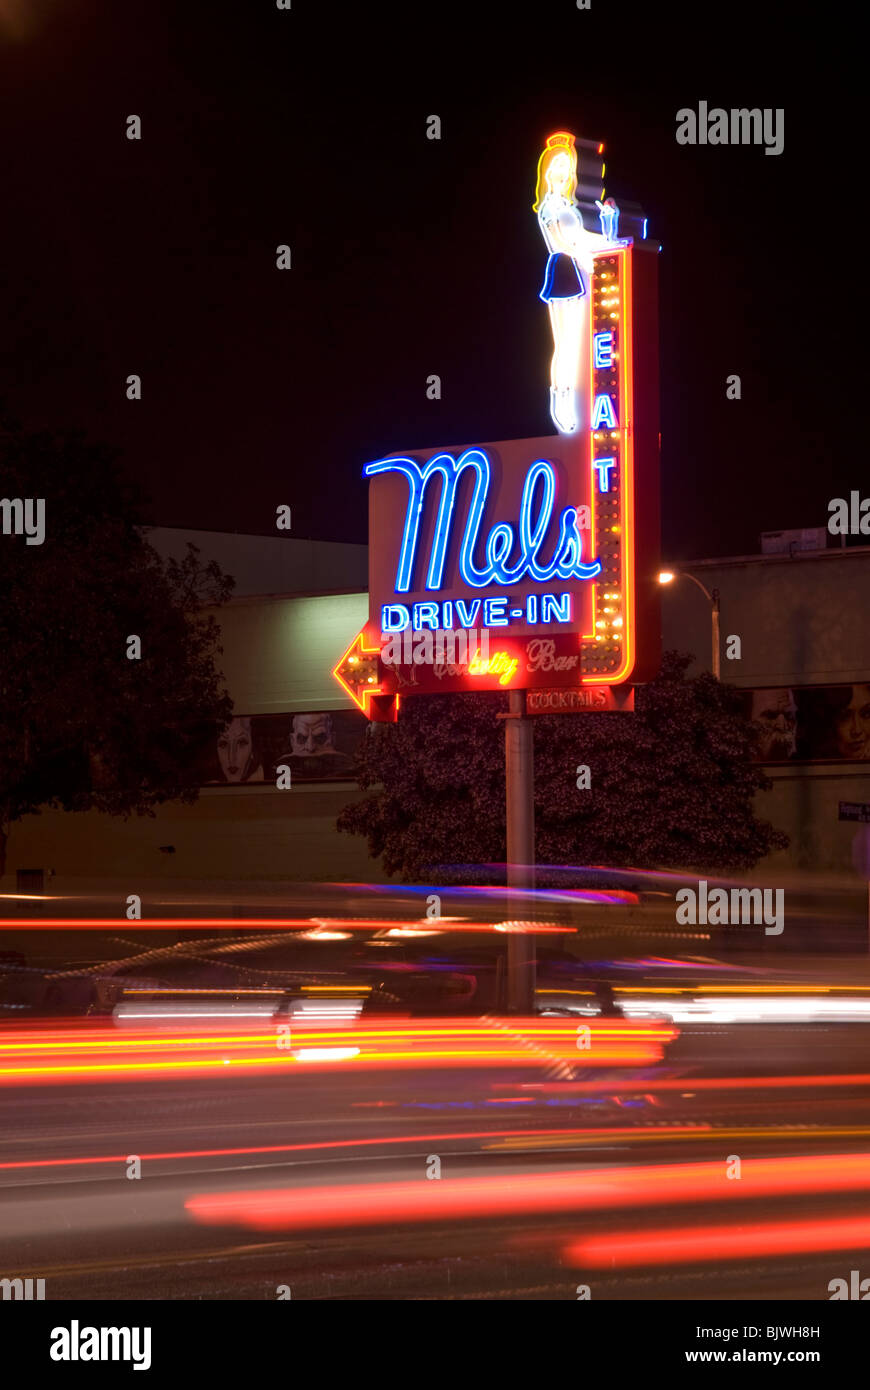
[744,684,870,762]
[197,710,367,784]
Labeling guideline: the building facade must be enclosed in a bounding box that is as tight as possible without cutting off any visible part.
[4,530,384,888]
[660,540,870,874]
[5,529,870,888]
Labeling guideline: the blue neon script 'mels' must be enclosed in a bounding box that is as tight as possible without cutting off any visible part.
[364,448,601,592]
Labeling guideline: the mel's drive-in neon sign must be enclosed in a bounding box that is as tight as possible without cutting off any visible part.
[334,131,661,719]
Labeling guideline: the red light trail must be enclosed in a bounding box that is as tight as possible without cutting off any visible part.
[185,1152,870,1232]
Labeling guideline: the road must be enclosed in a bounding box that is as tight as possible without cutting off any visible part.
[2,1011,870,1299]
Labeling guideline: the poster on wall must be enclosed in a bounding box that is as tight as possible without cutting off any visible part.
[196,710,368,784]
[745,684,870,763]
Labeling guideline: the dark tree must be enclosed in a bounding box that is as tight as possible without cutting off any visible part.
[339,689,508,882]
[337,651,788,882]
[0,411,233,875]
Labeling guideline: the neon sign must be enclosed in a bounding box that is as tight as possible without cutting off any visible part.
[591,394,618,429]
[593,332,613,369]
[595,197,620,241]
[468,649,519,685]
[337,129,661,719]
[534,132,610,437]
[364,449,601,600]
[593,457,616,492]
[380,591,577,632]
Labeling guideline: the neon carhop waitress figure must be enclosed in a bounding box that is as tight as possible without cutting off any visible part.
[533,132,597,435]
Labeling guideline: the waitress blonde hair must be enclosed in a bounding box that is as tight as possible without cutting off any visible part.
[533,131,578,213]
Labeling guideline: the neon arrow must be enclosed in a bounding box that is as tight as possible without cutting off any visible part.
[332,629,390,716]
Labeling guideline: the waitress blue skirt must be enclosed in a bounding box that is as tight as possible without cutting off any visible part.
[540,252,586,302]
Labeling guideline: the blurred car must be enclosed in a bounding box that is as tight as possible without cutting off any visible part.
[0,927,633,1020]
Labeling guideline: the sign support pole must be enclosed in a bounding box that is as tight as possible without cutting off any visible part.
[504,689,536,1013]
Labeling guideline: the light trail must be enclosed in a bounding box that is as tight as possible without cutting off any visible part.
[185,1152,870,1232]
[500,1073,870,1094]
[488,1125,870,1150]
[0,1124,713,1173]
[563,1212,870,1266]
[0,1017,676,1084]
[0,917,574,932]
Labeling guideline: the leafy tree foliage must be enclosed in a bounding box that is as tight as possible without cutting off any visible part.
[0,411,233,874]
[338,651,788,882]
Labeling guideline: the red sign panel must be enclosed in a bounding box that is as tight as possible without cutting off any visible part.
[526,685,636,714]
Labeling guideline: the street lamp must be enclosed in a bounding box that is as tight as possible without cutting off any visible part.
[658,569,721,679]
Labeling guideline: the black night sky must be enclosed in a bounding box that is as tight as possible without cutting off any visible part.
[0,0,847,561]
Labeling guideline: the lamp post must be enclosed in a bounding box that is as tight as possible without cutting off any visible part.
[658,570,721,680]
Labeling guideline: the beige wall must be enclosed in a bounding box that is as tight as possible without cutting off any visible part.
[9,548,870,887]
[661,546,870,876]
[214,591,368,713]
[756,765,870,875]
[661,546,870,687]
[5,782,390,885]
[2,589,384,887]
